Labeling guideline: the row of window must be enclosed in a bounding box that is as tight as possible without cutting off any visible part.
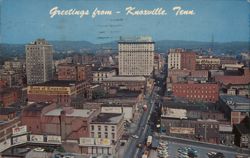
[91,132,115,139]
[91,125,115,132]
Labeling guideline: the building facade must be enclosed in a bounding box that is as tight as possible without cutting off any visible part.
[196,56,221,70]
[27,80,88,105]
[21,103,96,140]
[102,76,146,92]
[92,67,116,83]
[118,37,154,76]
[90,113,124,144]
[180,52,196,70]
[26,39,53,85]
[167,49,183,69]
[58,63,92,81]
[172,82,219,103]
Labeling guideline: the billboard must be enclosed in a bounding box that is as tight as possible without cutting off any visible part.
[12,125,27,136]
[47,135,61,143]
[30,134,44,142]
[79,137,95,145]
[12,135,28,145]
[0,139,11,152]
[170,127,195,135]
[95,138,111,146]
[79,137,111,146]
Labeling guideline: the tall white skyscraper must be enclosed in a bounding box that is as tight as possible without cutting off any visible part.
[26,39,53,85]
[118,36,154,76]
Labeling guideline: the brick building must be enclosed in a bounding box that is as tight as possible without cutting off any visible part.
[0,88,20,107]
[196,56,220,70]
[215,67,250,86]
[27,80,88,105]
[0,118,21,143]
[172,82,219,103]
[161,108,220,144]
[181,52,196,70]
[58,63,92,82]
[0,108,16,121]
[21,102,97,140]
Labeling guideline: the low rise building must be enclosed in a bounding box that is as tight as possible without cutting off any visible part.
[219,95,250,125]
[101,103,136,121]
[92,67,116,83]
[58,63,92,82]
[0,118,21,143]
[233,116,250,148]
[196,56,220,70]
[0,108,17,121]
[90,113,124,144]
[21,102,97,140]
[172,82,219,103]
[0,88,21,107]
[27,80,88,105]
[102,76,146,92]
[161,107,220,144]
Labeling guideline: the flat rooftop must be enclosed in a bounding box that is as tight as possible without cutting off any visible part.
[45,108,94,117]
[30,80,81,87]
[24,102,52,112]
[0,107,16,115]
[220,95,250,112]
[161,108,187,119]
[91,113,123,124]
[103,76,146,82]
[92,67,116,72]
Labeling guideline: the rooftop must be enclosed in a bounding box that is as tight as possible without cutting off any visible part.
[103,76,146,82]
[45,108,94,117]
[161,108,187,119]
[24,102,52,112]
[235,124,250,135]
[30,80,81,87]
[91,113,123,124]
[220,95,250,112]
[119,36,153,42]
[92,67,116,72]
[0,107,16,115]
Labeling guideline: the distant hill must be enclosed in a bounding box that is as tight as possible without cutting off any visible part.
[0,40,249,58]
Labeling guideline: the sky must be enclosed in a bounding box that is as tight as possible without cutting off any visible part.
[0,0,249,44]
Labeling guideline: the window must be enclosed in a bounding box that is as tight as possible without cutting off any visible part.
[91,132,94,137]
[105,126,108,131]
[98,132,101,138]
[112,133,115,139]
[98,126,101,131]
[105,132,108,138]
[111,126,115,131]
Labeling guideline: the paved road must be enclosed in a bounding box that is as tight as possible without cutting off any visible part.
[124,87,156,158]
[158,135,250,156]
[149,140,250,158]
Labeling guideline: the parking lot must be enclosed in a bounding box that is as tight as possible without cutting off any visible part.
[149,140,249,158]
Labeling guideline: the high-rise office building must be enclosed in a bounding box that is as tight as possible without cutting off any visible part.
[26,39,53,85]
[118,36,154,76]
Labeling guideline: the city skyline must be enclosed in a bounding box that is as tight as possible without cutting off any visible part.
[1,0,249,44]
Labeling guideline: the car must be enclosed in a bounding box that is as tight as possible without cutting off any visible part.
[33,147,44,152]
[132,135,139,139]
[137,143,143,148]
[214,152,225,158]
